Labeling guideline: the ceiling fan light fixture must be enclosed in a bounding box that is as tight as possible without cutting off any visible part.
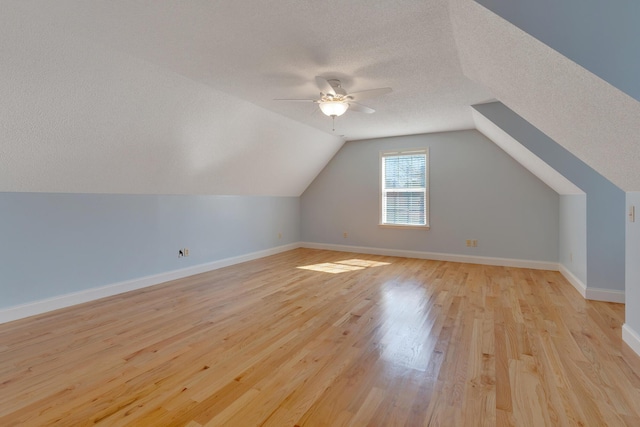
[319,100,349,117]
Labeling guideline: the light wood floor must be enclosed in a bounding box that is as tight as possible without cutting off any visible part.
[1,249,640,426]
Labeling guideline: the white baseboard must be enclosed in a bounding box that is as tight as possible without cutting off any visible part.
[557,264,626,303]
[2,242,626,324]
[559,264,587,298]
[0,243,300,325]
[585,288,626,303]
[303,244,627,303]
[300,242,558,270]
[623,324,640,357]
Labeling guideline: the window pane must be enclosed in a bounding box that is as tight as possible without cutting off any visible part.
[383,155,426,189]
[384,191,425,225]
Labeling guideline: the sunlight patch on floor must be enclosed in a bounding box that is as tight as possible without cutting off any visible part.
[297,259,391,274]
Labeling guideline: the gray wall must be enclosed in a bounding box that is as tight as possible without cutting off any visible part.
[0,193,299,308]
[475,0,640,103]
[559,195,587,284]
[473,102,626,292]
[301,130,559,262]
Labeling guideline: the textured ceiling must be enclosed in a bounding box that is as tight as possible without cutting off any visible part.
[449,0,640,191]
[10,0,492,141]
[5,0,639,195]
[0,3,344,196]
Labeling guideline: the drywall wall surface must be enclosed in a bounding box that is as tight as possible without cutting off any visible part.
[475,0,640,103]
[301,130,559,262]
[473,102,625,291]
[0,3,342,196]
[559,195,587,285]
[626,192,640,332]
[0,193,300,308]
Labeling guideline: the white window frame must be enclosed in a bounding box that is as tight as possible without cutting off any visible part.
[379,148,430,229]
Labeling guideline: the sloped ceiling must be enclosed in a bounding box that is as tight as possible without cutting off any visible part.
[3,0,640,195]
[472,109,584,196]
[7,0,492,140]
[449,0,640,192]
[1,0,495,196]
[476,0,640,104]
[1,2,345,196]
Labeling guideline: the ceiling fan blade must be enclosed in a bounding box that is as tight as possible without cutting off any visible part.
[346,87,392,101]
[315,76,336,96]
[348,102,375,114]
[273,98,317,102]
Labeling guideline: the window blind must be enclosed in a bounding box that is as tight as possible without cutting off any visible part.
[381,150,428,226]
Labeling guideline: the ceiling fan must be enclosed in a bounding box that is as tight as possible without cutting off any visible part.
[275,76,392,128]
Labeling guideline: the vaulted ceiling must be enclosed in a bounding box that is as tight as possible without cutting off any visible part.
[2,0,640,195]
[8,0,493,139]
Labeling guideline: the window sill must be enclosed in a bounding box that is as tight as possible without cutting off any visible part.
[379,223,430,230]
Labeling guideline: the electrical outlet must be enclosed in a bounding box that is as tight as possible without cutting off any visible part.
[472,240,478,247]
[466,239,471,247]
[278,232,282,240]
[184,248,189,257]
[343,232,348,238]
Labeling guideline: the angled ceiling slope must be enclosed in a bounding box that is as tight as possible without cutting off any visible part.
[1,2,344,196]
[476,0,640,103]
[9,0,492,141]
[472,109,583,196]
[10,0,636,197]
[449,0,640,192]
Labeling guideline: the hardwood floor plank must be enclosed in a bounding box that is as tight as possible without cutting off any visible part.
[1,249,639,426]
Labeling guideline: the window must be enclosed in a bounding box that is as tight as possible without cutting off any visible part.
[380,149,429,227]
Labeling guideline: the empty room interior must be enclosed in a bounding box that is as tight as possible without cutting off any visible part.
[2,1,640,426]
